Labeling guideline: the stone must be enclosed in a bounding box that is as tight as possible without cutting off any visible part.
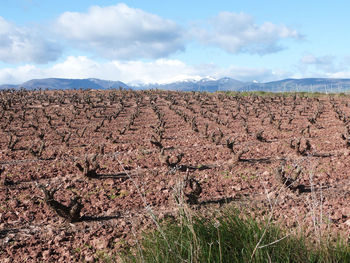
[91,237,109,250]
[262,171,270,177]
[342,207,350,217]
[344,219,350,227]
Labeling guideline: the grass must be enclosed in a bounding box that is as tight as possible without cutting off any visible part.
[121,206,350,263]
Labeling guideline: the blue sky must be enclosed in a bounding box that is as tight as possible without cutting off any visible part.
[1,0,350,84]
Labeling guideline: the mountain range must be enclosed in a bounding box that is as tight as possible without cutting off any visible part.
[1,77,350,93]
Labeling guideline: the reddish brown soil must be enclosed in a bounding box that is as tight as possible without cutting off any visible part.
[1,89,350,261]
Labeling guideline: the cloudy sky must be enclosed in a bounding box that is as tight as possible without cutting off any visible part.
[1,0,350,85]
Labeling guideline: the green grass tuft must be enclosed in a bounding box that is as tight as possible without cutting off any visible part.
[121,208,350,263]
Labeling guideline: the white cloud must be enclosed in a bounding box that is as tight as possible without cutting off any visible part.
[55,3,185,59]
[0,56,283,85]
[298,54,345,74]
[300,54,334,65]
[326,72,349,78]
[0,16,61,63]
[224,66,288,82]
[194,12,301,55]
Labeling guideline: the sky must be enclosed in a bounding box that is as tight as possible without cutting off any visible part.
[1,0,350,85]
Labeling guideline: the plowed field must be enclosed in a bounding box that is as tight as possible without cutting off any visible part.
[1,89,350,262]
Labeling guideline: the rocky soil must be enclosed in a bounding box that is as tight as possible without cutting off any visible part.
[1,89,350,262]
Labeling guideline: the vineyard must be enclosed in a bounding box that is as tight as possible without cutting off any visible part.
[1,89,350,261]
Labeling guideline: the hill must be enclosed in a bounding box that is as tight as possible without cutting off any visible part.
[2,77,350,93]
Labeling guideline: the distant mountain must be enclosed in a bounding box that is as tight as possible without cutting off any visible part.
[138,77,246,92]
[242,78,350,93]
[87,78,129,89]
[0,84,18,89]
[0,77,246,92]
[2,77,350,93]
[0,78,129,90]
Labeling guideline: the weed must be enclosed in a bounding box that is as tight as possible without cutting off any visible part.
[121,206,350,263]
